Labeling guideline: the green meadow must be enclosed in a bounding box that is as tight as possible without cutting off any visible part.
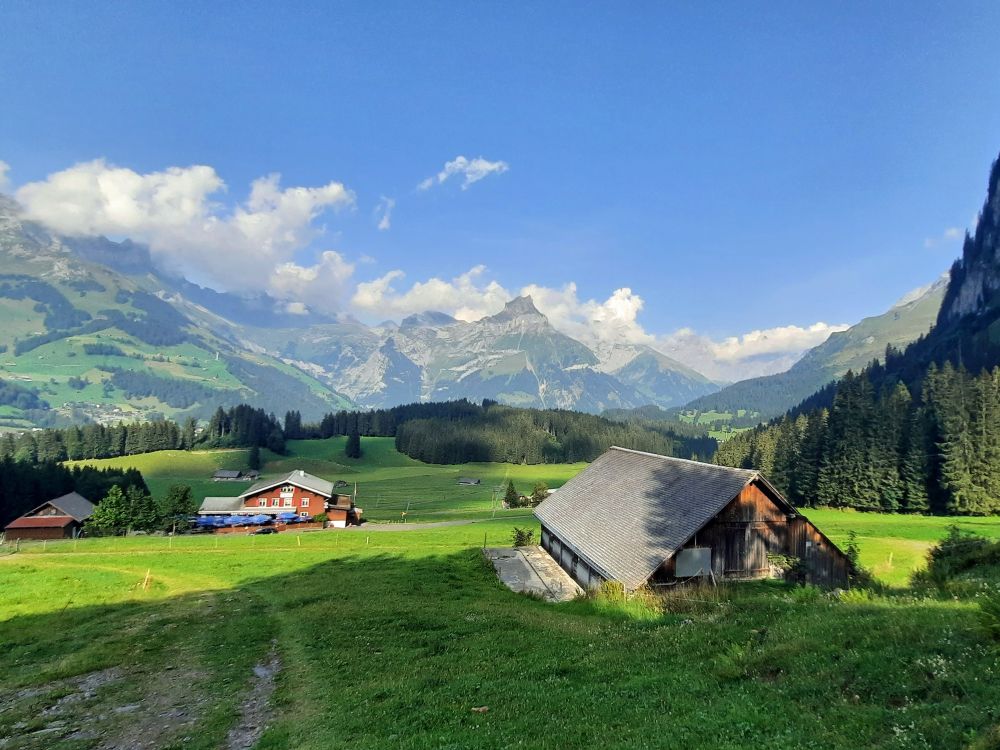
[6,439,1000,748]
[66,436,586,522]
[3,521,1000,749]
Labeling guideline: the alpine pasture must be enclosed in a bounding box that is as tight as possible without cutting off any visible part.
[3,437,1000,748]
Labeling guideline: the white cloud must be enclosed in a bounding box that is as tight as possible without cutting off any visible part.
[521,283,654,348]
[269,251,356,316]
[15,159,355,295]
[375,196,395,231]
[352,265,511,321]
[0,161,10,191]
[417,155,509,191]
[657,322,848,381]
[924,225,964,249]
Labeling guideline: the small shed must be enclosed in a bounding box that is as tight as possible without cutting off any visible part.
[4,492,95,541]
[212,469,243,482]
[534,447,850,590]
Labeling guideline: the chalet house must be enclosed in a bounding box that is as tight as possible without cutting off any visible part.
[199,470,360,527]
[534,447,850,591]
[3,492,95,541]
[212,469,260,482]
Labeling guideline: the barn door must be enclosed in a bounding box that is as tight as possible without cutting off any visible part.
[724,523,747,573]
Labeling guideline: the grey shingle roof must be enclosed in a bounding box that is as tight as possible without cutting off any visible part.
[45,492,95,522]
[533,447,766,590]
[240,470,334,499]
[198,496,245,513]
[213,469,242,479]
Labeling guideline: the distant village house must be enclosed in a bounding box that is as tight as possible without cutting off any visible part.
[3,492,95,541]
[534,447,850,590]
[212,469,260,482]
[199,470,361,527]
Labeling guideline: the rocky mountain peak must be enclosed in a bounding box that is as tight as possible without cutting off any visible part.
[490,295,543,320]
[939,152,1000,323]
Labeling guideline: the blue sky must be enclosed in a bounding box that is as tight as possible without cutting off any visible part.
[1,2,999,378]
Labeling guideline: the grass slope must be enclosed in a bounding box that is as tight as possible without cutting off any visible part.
[66,437,586,522]
[2,521,1000,749]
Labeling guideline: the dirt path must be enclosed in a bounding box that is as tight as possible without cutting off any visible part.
[224,645,281,750]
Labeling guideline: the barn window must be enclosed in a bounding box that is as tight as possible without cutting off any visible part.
[271,498,279,507]
[301,498,310,507]
[281,485,294,493]
[300,511,309,518]
[283,498,292,507]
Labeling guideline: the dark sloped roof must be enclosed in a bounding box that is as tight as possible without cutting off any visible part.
[198,496,245,513]
[534,447,777,589]
[41,492,95,522]
[213,469,242,479]
[240,470,334,499]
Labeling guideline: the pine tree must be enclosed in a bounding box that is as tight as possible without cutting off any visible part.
[872,382,911,511]
[345,426,361,459]
[127,486,160,532]
[901,407,931,513]
[504,480,519,508]
[793,409,827,506]
[158,484,196,532]
[770,416,802,501]
[248,445,261,471]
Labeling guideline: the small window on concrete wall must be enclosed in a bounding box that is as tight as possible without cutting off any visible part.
[675,547,712,577]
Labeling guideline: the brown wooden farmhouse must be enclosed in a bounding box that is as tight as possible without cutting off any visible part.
[199,469,360,527]
[3,492,95,541]
[534,447,850,590]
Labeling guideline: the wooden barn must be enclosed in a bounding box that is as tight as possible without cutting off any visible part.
[3,492,95,541]
[534,447,850,590]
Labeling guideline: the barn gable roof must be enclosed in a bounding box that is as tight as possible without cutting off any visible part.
[533,447,794,590]
[5,515,75,530]
[240,470,334,499]
[28,492,95,522]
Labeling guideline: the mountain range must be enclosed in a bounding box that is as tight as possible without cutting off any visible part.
[0,196,722,426]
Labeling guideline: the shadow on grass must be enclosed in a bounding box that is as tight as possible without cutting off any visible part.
[2,546,999,750]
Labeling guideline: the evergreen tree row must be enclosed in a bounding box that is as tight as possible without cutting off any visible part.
[0,404,286,464]
[716,363,1000,515]
[392,403,716,465]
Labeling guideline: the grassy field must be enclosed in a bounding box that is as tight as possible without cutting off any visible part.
[66,437,587,523]
[2,521,1000,749]
[22,440,1000,747]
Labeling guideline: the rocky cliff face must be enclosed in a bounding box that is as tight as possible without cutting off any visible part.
[940,156,1000,323]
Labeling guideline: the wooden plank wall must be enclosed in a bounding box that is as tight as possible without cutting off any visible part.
[655,481,849,587]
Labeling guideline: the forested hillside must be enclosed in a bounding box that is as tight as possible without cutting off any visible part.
[716,152,1000,516]
[295,399,717,464]
[718,362,1000,514]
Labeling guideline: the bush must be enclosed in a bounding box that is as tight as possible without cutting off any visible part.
[511,527,535,547]
[767,553,807,584]
[312,513,328,524]
[917,526,1000,586]
[980,593,1000,642]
